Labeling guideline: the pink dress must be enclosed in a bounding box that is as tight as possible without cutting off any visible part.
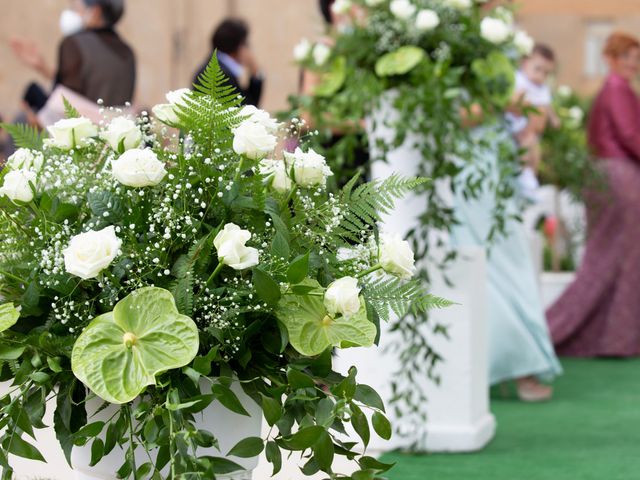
[546,73,640,356]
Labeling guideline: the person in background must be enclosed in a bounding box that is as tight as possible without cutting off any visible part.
[547,32,640,357]
[193,18,264,107]
[10,0,136,108]
[508,44,559,202]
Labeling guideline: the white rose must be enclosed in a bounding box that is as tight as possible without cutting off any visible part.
[259,159,293,193]
[0,169,37,203]
[443,0,472,9]
[239,105,280,133]
[152,88,191,125]
[416,9,440,31]
[284,147,333,188]
[111,148,167,187]
[232,120,278,160]
[365,0,385,6]
[390,0,417,20]
[293,38,312,62]
[46,117,98,150]
[63,226,122,280]
[493,6,514,25]
[100,116,143,152]
[480,17,512,44]
[378,233,416,279]
[7,148,44,172]
[557,85,572,98]
[324,277,362,318]
[514,30,535,56]
[312,43,332,67]
[213,223,260,270]
[332,0,352,15]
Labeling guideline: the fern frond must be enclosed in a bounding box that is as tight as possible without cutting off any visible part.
[363,276,453,322]
[176,53,244,156]
[337,175,430,240]
[171,272,194,316]
[62,97,80,118]
[1,123,43,150]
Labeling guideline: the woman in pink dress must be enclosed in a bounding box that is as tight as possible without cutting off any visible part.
[547,32,640,356]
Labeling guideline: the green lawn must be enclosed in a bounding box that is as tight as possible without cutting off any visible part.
[382,359,640,480]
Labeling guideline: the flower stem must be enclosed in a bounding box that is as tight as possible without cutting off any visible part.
[285,184,298,205]
[357,264,382,279]
[234,157,246,183]
[206,262,224,284]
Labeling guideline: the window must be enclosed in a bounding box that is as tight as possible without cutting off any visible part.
[584,20,614,78]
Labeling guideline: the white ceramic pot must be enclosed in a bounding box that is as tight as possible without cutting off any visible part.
[72,380,262,480]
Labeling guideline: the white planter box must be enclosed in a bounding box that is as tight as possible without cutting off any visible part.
[540,271,575,309]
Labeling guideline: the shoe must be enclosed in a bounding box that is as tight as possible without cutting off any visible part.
[516,377,553,402]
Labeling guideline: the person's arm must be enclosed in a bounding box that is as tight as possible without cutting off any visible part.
[9,38,55,80]
[608,82,640,162]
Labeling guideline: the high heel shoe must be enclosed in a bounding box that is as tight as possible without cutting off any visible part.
[516,377,553,402]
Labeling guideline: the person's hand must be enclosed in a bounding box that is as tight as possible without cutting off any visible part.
[10,38,45,69]
[238,46,260,77]
[506,90,527,115]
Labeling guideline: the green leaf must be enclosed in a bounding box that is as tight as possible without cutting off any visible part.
[359,456,395,473]
[315,56,347,97]
[71,287,199,404]
[287,252,310,284]
[211,384,250,416]
[260,394,283,427]
[471,51,516,108]
[211,456,244,474]
[351,405,370,447]
[372,411,392,440]
[89,438,104,467]
[283,426,325,451]
[313,431,334,472]
[4,435,45,462]
[0,304,20,332]
[227,436,264,458]
[287,367,315,389]
[315,398,335,428]
[276,280,376,356]
[354,384,385,412]
[0,345,25,360]
[253,269,281,306]
[271,232,290,260]
[266,440,282,476]
[375,46,426,77]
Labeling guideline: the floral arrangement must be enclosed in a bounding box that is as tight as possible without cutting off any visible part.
[290,0,531,431]
[0,57,448,478]
[539,85,598,201]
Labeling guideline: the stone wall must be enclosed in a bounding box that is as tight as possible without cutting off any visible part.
[1,0,639,121]
[0,0,322,119]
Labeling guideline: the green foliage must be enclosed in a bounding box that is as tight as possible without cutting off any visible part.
[0,122,43,150]
[375,46,427,77]
[62,96,81,119]
[0,53,441,479]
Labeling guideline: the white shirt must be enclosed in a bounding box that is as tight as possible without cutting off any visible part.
[507,70,553,134]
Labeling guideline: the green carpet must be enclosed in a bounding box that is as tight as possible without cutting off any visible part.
[382,359,640,480]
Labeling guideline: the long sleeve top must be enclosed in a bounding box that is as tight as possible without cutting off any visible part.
[588,73,640,162]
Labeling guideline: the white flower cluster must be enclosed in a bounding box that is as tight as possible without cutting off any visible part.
[152,88,191,125]
[214,223,260,270]
[293,39,333,67]
[388,0,440,32]
[232,106,279,160]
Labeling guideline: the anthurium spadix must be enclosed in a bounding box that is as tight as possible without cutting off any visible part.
[71,287,199,404]
[276,280,376,357]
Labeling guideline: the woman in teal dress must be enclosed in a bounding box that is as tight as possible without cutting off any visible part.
[451,124,562,401]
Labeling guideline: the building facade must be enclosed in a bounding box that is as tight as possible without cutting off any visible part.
[0,0,639,121]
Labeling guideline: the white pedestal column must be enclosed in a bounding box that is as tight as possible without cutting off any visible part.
[336,97,496,452]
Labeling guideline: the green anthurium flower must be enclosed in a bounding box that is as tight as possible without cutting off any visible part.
[276,280,376,357]
[0,303,20,332]
[71,287,199,404]
[375,46,426,77]
[315,56,347,97]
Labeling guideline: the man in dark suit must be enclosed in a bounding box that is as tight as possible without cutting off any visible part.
[193,18,264,107]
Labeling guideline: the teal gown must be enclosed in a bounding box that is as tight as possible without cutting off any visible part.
[450,126,562,385]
